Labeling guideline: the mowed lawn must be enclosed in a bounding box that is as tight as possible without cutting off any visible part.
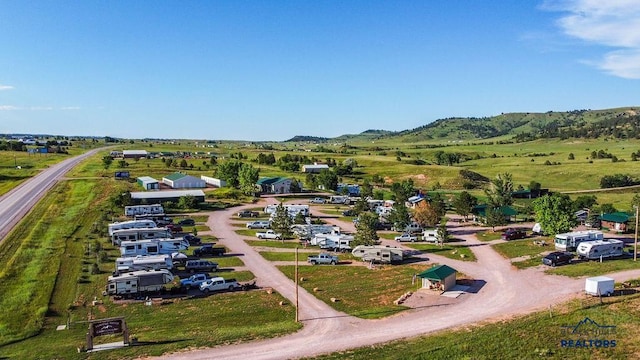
[279,264,427,319]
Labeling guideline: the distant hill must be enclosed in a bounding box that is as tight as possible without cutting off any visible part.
[285,135,330,142]
[331,107,640,142]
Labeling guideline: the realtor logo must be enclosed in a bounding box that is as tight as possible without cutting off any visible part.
[559,317,616,348]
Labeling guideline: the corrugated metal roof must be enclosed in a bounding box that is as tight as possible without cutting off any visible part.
[417,264,457,281]
[599,212,631,223]
[130,190,205,199]
[163,172,186,181]
[257,177,288,185]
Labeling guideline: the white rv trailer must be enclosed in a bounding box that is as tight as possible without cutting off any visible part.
[351,245,404,264]
[124,204,164,217]
[318,235,354,252]
[554,230,604,251]
[115,254,174,272]
[576,239,625,260]
[264,204,310,217]
[110,227,173,246]
[119,238,189,257]
[106,269,174,296]
[108,219,157,236]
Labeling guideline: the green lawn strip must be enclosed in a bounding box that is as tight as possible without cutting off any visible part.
[279,265,426,319]
[0,180,111,345]
[235,229,257,237]
[312,294,640,359]
[476,230,503,242]
[198,235,219,243]
[1,290,300,360]
[545,258,640,277]
[245,240,303,249]
[378,232,399,240]
[212,256,245,268]
[405,243,477,261]
[259,252,316,262]
[492,238,553,259]
[512,255,546,269]
[192,225,211,232]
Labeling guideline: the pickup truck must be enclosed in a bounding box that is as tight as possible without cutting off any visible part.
[307,253,339,265]
[180,273,209,290]
[193,244,226,257]
[256,230,282,240]
[309,197,325,204]
[395,233,418,242]
[199,277,240,293]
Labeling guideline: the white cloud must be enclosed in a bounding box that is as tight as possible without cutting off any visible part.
[29,106,54,111]
[0,85,14,91]
[0,105,20,110]
[545,0,640,79]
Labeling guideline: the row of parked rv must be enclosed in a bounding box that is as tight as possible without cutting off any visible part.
[542,230,628,267]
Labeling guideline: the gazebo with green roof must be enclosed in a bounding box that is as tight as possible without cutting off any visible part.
[417,264,457,291]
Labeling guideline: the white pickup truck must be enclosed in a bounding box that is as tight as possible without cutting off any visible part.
[199,277,240,293]
[395,233,418,242]
[256,230,282,240]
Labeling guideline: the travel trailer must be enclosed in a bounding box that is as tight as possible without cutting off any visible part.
[108,219,157,236]
[106,269,174,296]
[124,204,164,217]
[576,239,625,260]
[115,254,174,273]
[422,229,438,242]
[264,204,310,217]
[318,235,354,252]
[351,245,405,264]
[554,230,604,251]
[119,238,189,257]
[110,227,172,246]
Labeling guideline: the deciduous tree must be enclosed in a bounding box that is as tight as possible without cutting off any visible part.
[532,194,576,235]
[453,191,477,221]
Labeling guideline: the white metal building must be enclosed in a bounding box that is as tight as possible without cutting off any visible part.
[201,175,226,188]
[162,172,206,189]
[137,176,160,190]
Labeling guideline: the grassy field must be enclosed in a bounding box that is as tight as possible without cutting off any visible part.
[405,243,477,261]
[492,238,553,259]
[476,230,503,242]
[314,292,640,359]
[246,240,305,249]
[279,264,428,319]
[546,257,640,278]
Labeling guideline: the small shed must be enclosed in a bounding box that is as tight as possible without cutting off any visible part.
[417,264,457,291]
[599,212,631,232]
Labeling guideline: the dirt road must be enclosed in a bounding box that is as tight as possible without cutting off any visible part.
[157,201,640,360]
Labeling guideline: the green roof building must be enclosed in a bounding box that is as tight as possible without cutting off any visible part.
[417,264,457,291]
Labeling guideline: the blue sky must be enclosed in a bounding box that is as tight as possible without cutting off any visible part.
[1,1,639,141]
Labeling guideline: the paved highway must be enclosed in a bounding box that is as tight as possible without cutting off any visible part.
[0,148,104,242]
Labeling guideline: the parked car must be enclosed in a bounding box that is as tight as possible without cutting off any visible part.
[166,224,183,233]
[246,221,271,229]
[193,244,226,257]
[178,218,196,226]
[309,197,326,204]
[395,233,418,242]
[238,210,259,218]
[342,209,356,217]
[375,221,393,231]
[183,234,202,245]
[307,253,338,265]
[185,259,218,273]
[180,273,210,290]
[199,277,240,293]
[256,230,282,240]
[542,252,574,267]
[501,228,527,241]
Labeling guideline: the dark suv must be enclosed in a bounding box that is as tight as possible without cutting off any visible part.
[193,244,226,257]
[185,260,218,273]
[237,210,259,218]
[542,252,573,267]
[501,228,527,240]
[178,218,196,226]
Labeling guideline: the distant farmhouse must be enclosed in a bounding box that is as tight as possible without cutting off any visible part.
[258,177,292,194]
[302,164,329,173]
[162,172,206,189]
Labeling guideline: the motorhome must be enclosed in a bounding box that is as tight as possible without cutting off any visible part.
[108,219,157,236]
[329,195,349,204]
[115,254,173,272]
[124,204,164,217]
[264,204,310,217]
[119,238,189,257]
[576,239,625,260]
[351,245,405,264]
[106,269,174,296]
[110,227,173,246]
[554,230,604,251]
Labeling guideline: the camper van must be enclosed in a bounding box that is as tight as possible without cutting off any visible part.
[120,238,189,257]
[576,239,625,260]
[110,227,172,246]
[422,229,438,242]
[554,230,604,251]
[106,269,174,296]
[351,245,405,264]
[124,204,164,217]
[108,219,157,236]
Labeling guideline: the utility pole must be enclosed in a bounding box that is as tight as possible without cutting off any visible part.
[295,247,299,322]
[635,206,639,262]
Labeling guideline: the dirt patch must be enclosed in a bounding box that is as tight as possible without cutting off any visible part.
[401,289,458,309]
